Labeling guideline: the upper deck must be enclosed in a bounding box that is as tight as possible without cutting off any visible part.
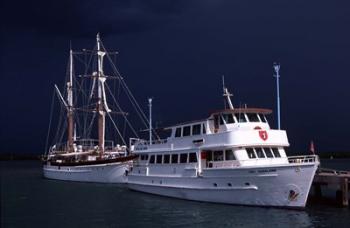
[131,108,289,154]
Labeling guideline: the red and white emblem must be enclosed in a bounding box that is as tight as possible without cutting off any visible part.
[259,130,268,141]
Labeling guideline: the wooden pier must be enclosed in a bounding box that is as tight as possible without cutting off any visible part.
[311,168,350,207]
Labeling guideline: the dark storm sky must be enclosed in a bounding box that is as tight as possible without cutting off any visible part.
[1,0,350,154]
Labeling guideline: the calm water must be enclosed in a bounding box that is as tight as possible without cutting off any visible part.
[1,160,349,228]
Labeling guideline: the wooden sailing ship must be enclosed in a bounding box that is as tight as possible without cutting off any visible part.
[43,34,141,183]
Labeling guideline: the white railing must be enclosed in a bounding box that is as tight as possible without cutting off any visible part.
[49,139,118,154]
[288,155,319,164]
[130,138,168,151]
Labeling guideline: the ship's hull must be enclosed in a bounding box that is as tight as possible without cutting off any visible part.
[128,163,318,208]
[43,161,131,183]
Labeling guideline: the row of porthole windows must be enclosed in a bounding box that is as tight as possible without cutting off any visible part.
[246,147,281,159]
[144,152,198,164]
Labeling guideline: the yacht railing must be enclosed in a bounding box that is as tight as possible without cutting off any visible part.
[288,155,319,164]
[49,139,121,154]
[130,138,168,148]
[205,155,319,169]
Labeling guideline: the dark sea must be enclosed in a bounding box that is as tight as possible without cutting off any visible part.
[1,160,350,228]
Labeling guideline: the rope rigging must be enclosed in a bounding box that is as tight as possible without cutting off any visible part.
[48,36,162,154]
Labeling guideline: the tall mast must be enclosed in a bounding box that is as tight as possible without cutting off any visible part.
[67,46,74,152]
[97,33,106,157]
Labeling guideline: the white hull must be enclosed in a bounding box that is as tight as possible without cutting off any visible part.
[128,163,318,208]
[43,161,130,183]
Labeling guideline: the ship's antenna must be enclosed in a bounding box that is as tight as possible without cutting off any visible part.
[273,62,281,130]
[222,75,234,110]
[148,98,153,145]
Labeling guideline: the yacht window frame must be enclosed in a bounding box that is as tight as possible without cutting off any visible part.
[246,148,256,159]
[272,148,281,158]
[156,154,163,164]
[255,147,266,158]
[183,126,191,137]
[175,127,182,137]
[263,147,274,158]
[219,114,225,125]
[180,153,188,163]
[225,149,236,160]
[202,124,206,134]
[214,115,220,129]
[163,154,170,164]
[235,113,247,123]
[192,124,201,135]
[258,114,267,123]
[222,113,235,124]
[206,151,213,161]
[246,113,260,122]
[149,155,155,164]
[189,152,197,163]
[213,150,224,161]
[171,154,178,163]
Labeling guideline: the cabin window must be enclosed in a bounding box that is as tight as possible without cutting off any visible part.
[272,148,281,157]
[206,151,213,161]
[219,115,225,125]
[202,124,206,134]
[222,113,235,124]
[214,115,219,129]
[183,126,191,137]
[189,153,197,163]
[180,153,188,163]
[149,155,155,164]
[259,114,267,123]
[175,128,182,137]
[246,148,256,158]
[171,154,178,163]
[213,151,224,161]
[247,113,260,122]
[164,154,170,164]
[192,124,201,135]
[140,154,149,160]
[225,150,236,160]
[255,148,265,158]
[235,113,247,123]
[263,148,274,158]
[156,155,163,164]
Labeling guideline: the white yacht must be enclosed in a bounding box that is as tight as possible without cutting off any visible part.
[128,86,319,208]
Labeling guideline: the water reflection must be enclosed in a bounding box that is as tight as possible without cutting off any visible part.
[2,161,349,228]
[128,191,313,227]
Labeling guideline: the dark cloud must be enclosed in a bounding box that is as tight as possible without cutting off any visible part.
[1,0,190,37]
[1,0,350,154]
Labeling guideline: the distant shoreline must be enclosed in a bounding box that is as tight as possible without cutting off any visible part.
[0,152,349,161]
[0,154,41,161]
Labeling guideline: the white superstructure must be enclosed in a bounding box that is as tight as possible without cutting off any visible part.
[128,87,319,208]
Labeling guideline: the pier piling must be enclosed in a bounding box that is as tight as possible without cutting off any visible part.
[311,168,350,207]
[342,178,348,207]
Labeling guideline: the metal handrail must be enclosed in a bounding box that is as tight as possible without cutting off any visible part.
[132,138,168,146]
[288,155,318,164]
